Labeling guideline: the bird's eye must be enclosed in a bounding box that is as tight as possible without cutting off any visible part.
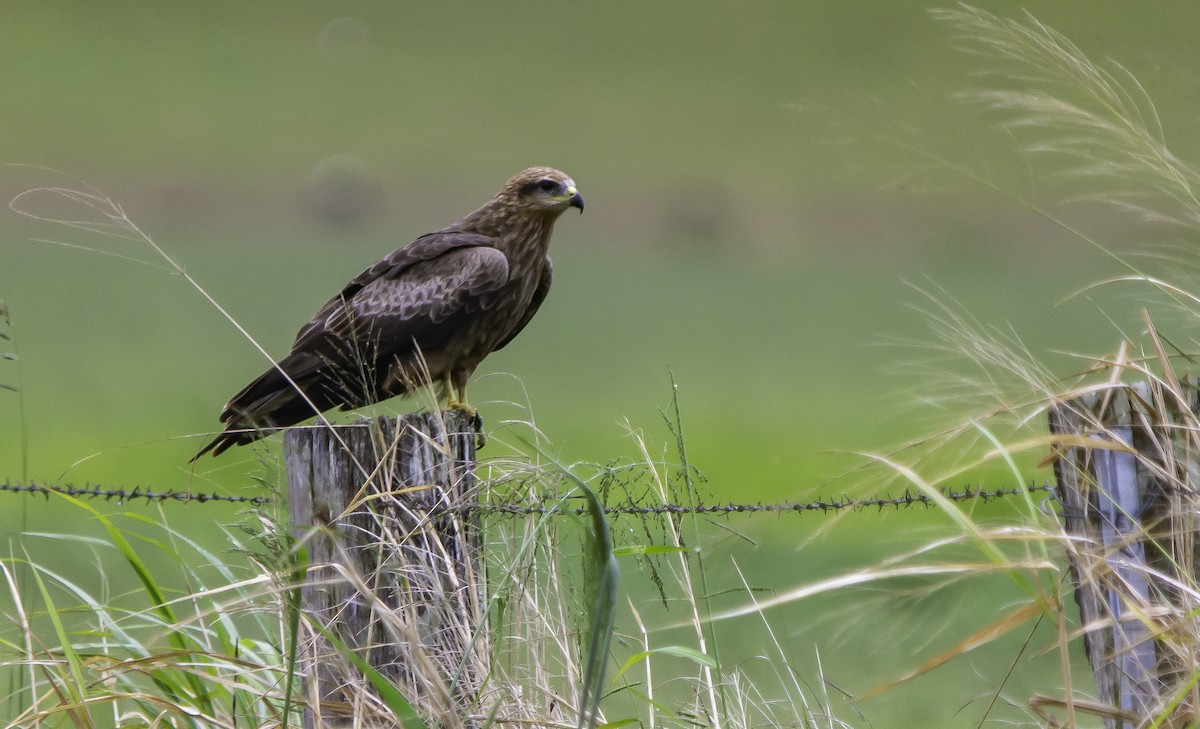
[537,179,558,192]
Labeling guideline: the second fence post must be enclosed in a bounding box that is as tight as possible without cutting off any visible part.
[1049,382,1200,728]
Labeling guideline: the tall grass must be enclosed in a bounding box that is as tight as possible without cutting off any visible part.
[0,404,859,728]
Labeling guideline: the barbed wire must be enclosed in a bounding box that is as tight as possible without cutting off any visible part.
[467,482,1056,516]
[0,480,271,505]
[0,478,1054,515]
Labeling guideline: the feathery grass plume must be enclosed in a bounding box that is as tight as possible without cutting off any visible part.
[932,5,1200,232]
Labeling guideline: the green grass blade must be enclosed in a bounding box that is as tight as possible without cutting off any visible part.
[280,545,307,729]
[46,494,214,721]
[612,545,687,557]
[611,645,715,683]
[513,434,621,729]
[577,483,619,729]
[26,557,90,727]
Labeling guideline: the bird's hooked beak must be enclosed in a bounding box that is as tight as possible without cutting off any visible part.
[565,185,584,213]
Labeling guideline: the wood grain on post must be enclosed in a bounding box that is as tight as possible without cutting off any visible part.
[1049,382,1200,729]
[285,412,484,728]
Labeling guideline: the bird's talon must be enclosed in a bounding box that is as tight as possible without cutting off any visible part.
[446,401,478,420]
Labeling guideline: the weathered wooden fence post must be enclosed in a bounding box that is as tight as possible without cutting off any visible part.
[1049,382,1200,728]
[285,411,484,728]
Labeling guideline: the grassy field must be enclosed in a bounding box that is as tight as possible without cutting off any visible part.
[3,3,1200,727]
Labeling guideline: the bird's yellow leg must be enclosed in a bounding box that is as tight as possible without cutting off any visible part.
[445,383,485,449]
[444,382,476,418]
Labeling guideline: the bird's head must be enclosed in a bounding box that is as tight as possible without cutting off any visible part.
[503,167,584,215]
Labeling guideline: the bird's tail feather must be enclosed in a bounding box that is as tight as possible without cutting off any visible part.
[191,346,409,461]
[191,352,337,460]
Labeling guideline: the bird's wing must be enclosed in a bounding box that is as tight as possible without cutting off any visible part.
[292,238,511,368]
[214,232,506,424]
[494,255,552,351]
[291,230,496,349]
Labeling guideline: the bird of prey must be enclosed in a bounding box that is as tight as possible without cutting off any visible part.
[193,167,582,459]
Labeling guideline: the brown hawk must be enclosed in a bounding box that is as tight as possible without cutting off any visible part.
[193,167,582,459]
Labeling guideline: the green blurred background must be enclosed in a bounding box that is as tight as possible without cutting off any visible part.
[2,2,1198,726]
